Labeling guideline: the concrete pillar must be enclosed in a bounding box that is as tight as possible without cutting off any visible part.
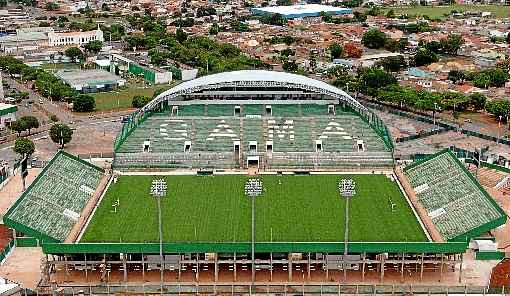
[420,253,424,282]
[361,252,366,282]
[233,253,237,282]
[84,254,88,281]
[440,253,444,282]
[400,253,405,283]
[307,253,311,281]
[270,253,273,282]
[123,253,127,282]
[458,253,463,283]
[142,253,145,282]
[177,255,181,281]
[288,256,292,282]
[196,253,199,282]
[380,254,385,284]
[325,253,329,281]
[214,257,218,282]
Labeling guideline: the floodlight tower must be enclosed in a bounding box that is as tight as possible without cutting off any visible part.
[150,178,167,294]
[244,179,263,284]
[339,178,356,283]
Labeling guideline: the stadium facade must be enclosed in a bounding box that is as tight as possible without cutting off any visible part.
[3,70,507,287]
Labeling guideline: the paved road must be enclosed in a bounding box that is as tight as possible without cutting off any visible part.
[5,77,73,123]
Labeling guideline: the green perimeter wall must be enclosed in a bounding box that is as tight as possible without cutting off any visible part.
[404,148,507,242]
[129,63,156,84]
[42,241,468,255]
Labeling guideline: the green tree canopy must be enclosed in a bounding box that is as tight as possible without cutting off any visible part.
[329,43,343,60]
[65,47,84,63]
[73,94,95,112]
[49,124,73,149]
[84,40,103,54]
[413,48,438,66]
[13,138,35,158]
[362,28,387,49]
[19,116,39,135]
[131,95,152,108]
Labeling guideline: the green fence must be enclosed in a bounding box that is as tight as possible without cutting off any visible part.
[475,251,505,260]
[41,241,468,255]
[128,63,156,84]
[16,236,39,247]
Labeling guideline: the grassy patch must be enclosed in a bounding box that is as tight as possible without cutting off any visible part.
[91,84,173,111]
[81,174,427,243]
[382,4,510,19]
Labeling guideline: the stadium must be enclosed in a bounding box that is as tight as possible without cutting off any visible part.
[2,70,507,289]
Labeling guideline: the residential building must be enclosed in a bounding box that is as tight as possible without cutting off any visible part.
[0,103,17,128]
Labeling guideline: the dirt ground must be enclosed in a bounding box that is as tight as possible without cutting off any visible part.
[0,247,43,290]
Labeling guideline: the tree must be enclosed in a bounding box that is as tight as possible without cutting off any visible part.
[377,55,407,72]
[469,93,486,111]
[13,138,35,158]
[486,100,510,121]
[73,94,95,112]
[131,95,151,108]
[209,22,220,35]
[49,114,59,122]
[44,1,58,10]
[423,40,441,54]
[8,120,27,137]
[413,48,438,66]
[19,116,39,135]
[176,28,188,43]
[440,34,464,55]
[0,0,7,7]
[329,43,343,60]
[49,124,73,148]
[473,73,491,88]
[84,40,103,54]
[282,60,298,73]
[362,28,387,49]
[358,67,397,96]
[344,42,363,58]
[448,70,465,84]
[65,47,84,63]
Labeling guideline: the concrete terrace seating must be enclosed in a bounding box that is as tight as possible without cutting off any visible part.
[118,114,389,154]
[5,152,103,242]
[405,151,503,241]
[177,105,205,117]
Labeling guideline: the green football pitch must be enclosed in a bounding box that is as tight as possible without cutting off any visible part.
[81,174,427,243]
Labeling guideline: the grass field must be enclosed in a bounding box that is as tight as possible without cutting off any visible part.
[381,4,510,19]
[81,174,427,243]
[91,83,173,111]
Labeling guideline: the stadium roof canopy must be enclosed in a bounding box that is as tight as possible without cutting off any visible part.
[142,70,367,113]
[251,4,352,19]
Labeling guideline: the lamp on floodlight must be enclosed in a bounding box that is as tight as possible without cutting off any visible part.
[338,179,356,198]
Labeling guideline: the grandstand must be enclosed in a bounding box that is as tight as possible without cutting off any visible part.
[404,149,506,242]
[113,70,393,170]
[3,151,105,242]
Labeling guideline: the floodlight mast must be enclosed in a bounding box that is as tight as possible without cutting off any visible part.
[339,179,356,283]
[150,179,167,294]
